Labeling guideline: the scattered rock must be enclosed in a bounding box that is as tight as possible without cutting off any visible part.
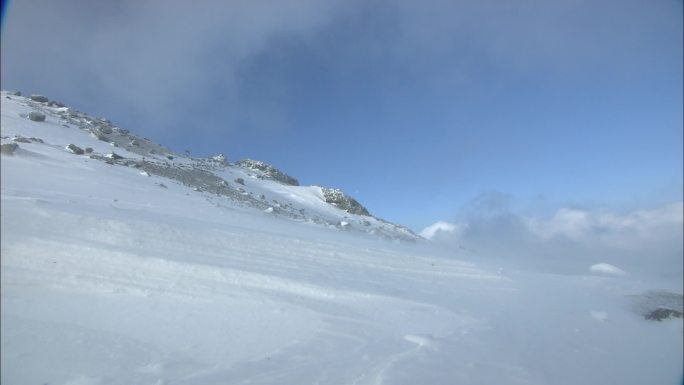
[1,143,19,155]
[28,111,46,122]
[105,152,123,160]
[130,139,140,146]
[65,144,85,155]
[84,147,93,154]
[29,137,44,143]
[158,183,168,189]
[235,177,245,185]
[166,155,174,160]
[48,101,65,107]
[12,136,31,143]
[30,94,49,103]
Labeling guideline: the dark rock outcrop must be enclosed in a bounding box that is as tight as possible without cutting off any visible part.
[644,308,683,321]
[30,94,49,103]
[321,188,370,216]
[237,159,299,186]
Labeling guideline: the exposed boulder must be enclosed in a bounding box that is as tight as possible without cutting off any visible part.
[237,159,299,186]
[30,94,49,103]
[13,91,21,96]
[321,188,370,216]
[84,147,94,154]
[1,143,19,155]
[235,177,245,185]
[106,152,123,160]
[28,111,46,122]
[66,144,85,155]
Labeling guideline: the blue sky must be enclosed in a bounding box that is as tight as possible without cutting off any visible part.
[2,0,682,232]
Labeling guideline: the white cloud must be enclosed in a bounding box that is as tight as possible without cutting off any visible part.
[525,202,684,248]
[428,201,683,279]
[420,221,459,240]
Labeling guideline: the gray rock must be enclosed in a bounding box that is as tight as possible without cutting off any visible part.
[630,291,684,322]
[12,136,31,143]
[98,126,113,135]
[1,143,19,155]
[321,188,370,216]
[28,111,46,122]
[106,152,123,160]
[66,144,85,155]
[235,177,245,185]
[130,140,140,146]
[644,308,683,321]
[84,147,94,154]
[237,159,299,186]
[13,91,21,96]
[30,94,49,103]
[29,137,44,143]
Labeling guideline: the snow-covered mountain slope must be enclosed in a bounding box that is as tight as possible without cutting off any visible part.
[1,91,682,385]
[0,91,418,242]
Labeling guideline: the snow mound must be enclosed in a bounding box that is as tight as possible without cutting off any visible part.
[589,263,628,277]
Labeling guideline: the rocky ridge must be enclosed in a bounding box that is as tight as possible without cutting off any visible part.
[1,91,421,241]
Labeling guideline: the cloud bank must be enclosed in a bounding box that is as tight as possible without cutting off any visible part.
[1,0,340,140]
[424,199,683,279]
[2,0,678,153]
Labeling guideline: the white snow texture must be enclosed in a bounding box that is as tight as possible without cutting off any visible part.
[1,92,682,385]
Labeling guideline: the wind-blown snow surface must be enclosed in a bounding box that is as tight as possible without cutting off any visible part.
[2,93,682,384]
